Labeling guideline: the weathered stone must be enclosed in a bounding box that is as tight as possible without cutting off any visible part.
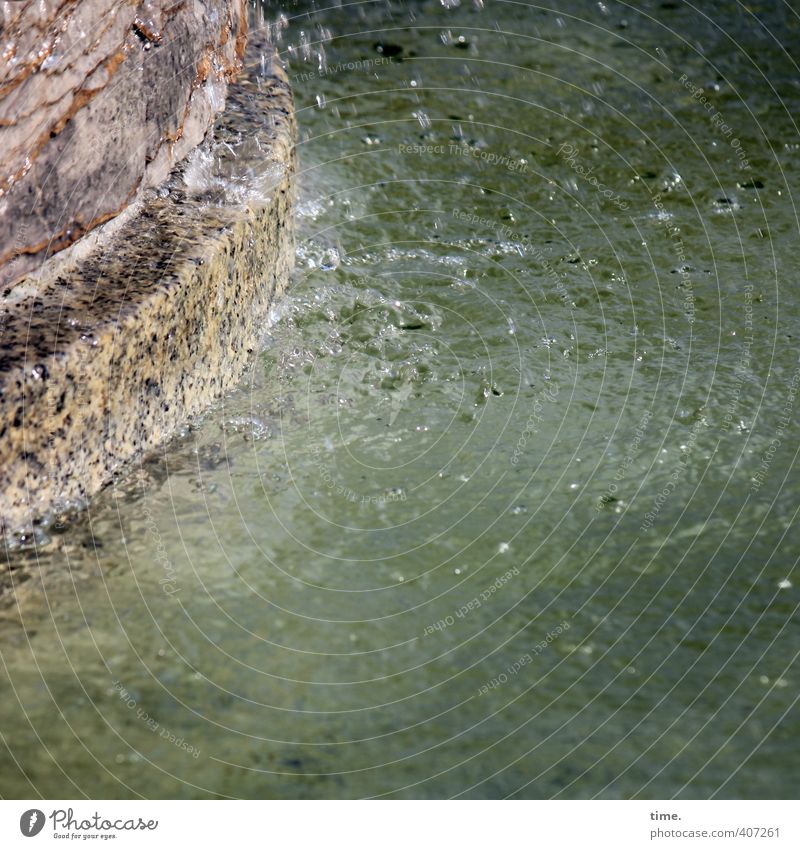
[0,0,248,288]
[0,32,296,531]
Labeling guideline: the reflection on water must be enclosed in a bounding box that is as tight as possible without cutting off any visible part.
[0,0,798,798]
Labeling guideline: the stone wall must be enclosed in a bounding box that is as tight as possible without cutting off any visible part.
[0,0,247,289]
[0,32,296,533]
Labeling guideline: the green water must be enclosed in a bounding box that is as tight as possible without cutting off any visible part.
[1,0,798,798]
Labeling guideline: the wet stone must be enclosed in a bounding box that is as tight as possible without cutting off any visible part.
[0,31,296,533]
[0,0,248,289]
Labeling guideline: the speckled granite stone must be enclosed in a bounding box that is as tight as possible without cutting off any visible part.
[0,0,248,288]
[0,32,295,531]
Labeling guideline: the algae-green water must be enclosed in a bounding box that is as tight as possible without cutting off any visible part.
[0,0,798,798]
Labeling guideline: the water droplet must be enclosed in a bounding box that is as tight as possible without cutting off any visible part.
[413,110,431,129]
[320,248,340,270]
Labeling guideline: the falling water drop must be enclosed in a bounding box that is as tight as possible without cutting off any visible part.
[413,110,432,129]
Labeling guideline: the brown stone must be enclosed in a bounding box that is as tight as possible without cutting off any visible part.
[0,0,248,289]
